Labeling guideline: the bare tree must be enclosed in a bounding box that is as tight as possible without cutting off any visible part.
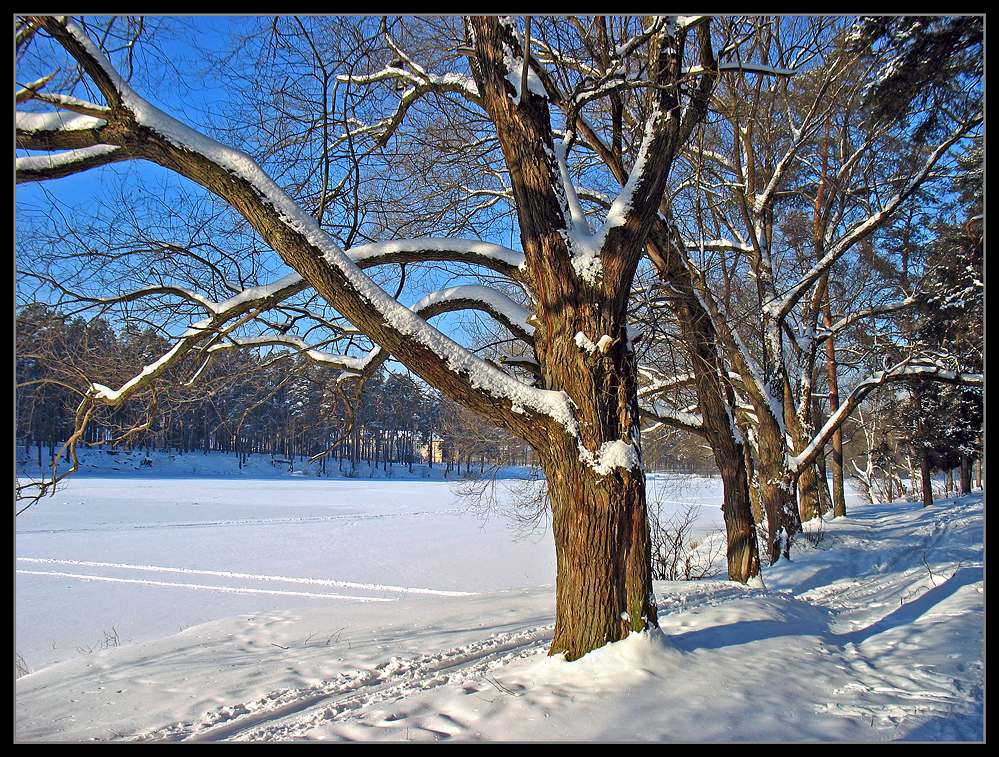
[644,17,982,561]
[15,15,736,660]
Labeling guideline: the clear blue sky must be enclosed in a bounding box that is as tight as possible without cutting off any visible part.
[16,16,505,370]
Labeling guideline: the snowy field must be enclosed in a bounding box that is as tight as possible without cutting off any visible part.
[15,464,727,672]
[15,457,983,742]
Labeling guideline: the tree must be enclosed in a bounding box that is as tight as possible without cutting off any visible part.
[16,15,744,660]
[898,138,983,503]
[647,17,982,561]
[15,14,985,659]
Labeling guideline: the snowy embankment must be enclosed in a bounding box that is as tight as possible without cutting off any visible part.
[16,493,983,742]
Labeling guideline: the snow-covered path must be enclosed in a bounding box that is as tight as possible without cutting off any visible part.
[15,493,983,742]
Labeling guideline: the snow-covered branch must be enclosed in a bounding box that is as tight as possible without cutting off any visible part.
[776,114,982,320]
[16,145,128,182]
[23,17,580,446]
[789,361,984,473]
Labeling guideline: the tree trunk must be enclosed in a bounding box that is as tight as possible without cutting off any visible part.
[791,403,823,523]
[755,422,800,563]
[921,452,934,507]
[797,460,823,522]
[645,224,760,582]
[718,449,760,582]
[959,454,972,494]
[816,126,846,518]
[542,445,656,661]
[744,445,765,526]
[814,449,833,516]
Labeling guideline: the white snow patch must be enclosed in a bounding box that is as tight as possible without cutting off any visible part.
[574,331,597,353]
[16,481,982,742]
[579,439,641,477]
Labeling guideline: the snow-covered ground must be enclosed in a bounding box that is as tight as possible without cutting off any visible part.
[15,456,728,672]
[15,470,983,741]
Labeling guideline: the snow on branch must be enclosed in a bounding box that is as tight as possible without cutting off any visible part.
[85,274,309,405]
[304,284,540,388]
[637,367,696,399]
[16,145,126,182]
[639,406,706,437]
[16,109,109,153]
[346,238,526,280]
[410,285,535,344]
[496,16,548,106]
[330,22,482,152]
[816,297,918,344]
[27,17,580,443]
[685,62,796,77]
[789,360,984,473]
[683,238,754,254]
[776,113,982,319]
[206,335,377,372]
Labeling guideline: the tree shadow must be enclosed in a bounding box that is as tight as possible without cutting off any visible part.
[670,566,982,652]
[896,707,983,741]
[837,565,981,646]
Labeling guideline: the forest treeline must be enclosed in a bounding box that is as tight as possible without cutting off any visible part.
[16,307,718,476]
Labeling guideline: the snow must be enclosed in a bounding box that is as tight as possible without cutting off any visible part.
[15,485,984,742]
[346,238,525,271]
[413,286,534,338]
[16,144,120,172]
[15,110,106,132]
[595,335,614,353]
[579,439,641,476]
[557,105,666,286]
[89,339,187,402]
[15,466,558,673]
[573,331,597,353]
[498,17,547,106]
[15,451,731,673]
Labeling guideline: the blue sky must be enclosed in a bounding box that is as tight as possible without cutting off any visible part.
[16,16,510,371]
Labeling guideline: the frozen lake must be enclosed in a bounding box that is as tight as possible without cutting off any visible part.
[16,474,728,671]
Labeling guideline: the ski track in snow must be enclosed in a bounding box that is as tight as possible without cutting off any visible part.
[16,508,465,535]
[16,558,475,598]
[137,625,554,742]
[15,570,397,602]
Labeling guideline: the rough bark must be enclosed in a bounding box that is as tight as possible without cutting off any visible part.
[542,441,656,661]
[797,459,823,522]
[959,455,972,494]
[814,448,833,515]
[789,392,822,523]
[755,420,801,563]
[745,444,765,525]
